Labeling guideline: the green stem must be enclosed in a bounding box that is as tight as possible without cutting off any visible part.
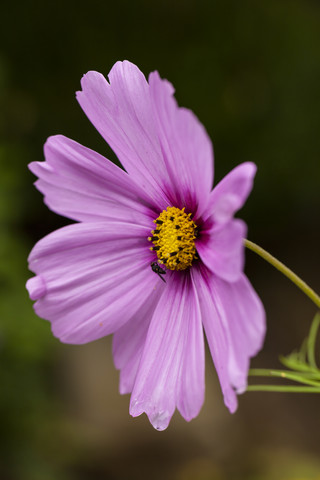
[246,385,320,393]
[307,312,320,369]
[248,369,320,387]
[280,356,315,372]
[249,368,320,379]
[244,239,320,309]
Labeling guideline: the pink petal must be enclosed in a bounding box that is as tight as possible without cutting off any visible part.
[176,274,205,421]
[130,273,205,430]
[192,266,266,411]
[76,61,213,213]
[211,274,266,393]
[27,222,161,344]
[192,266,238,413]
[203,162,257,225]
[76,61,170,209]
[196,219,247,282]
[26,275,46,300]
[112,285,165,394]
[149,71,213,215]
[29,135,154,224]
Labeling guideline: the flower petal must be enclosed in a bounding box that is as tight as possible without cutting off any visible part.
[130,273,205,430]
[192,266,238,413]
[149,71,213,215]
[192,266,266,411]
[26,275,46,300]
[112,285,165,394]
[27,222,161,344]
[76,61,213,213]
[211,274,266,393]
[203,162,257,225]
[76,61,170,208]
[29,135,154,224]
[176,274,205,422]
[196,219,247,282]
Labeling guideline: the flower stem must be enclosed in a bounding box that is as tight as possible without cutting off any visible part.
[307,312,320,369]
[249,368,320,379]
[244,239,320,309]
[246,385,320,393]
[248,369,320,386]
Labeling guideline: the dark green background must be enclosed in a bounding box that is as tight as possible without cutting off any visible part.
[1,1,320,479]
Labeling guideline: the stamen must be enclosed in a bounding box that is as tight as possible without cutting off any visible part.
[149,206,198,271]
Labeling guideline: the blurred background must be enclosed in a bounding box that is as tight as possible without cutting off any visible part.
[1,0,320,478]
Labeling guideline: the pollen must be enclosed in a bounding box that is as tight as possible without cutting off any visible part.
[148,207,198,271]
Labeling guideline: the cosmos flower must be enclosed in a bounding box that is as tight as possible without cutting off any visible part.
[26,60,266,431]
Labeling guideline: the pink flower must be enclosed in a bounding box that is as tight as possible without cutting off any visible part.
[26,61,266,430]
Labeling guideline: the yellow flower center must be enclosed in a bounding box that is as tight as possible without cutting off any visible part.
[148,207,198,271]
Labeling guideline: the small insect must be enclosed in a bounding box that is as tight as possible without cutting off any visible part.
[151,262,166,283]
